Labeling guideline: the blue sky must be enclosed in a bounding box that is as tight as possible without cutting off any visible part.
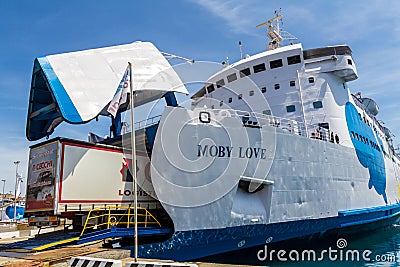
[0,0,399,194]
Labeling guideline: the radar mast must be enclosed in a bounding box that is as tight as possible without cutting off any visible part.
[256,10,297,50]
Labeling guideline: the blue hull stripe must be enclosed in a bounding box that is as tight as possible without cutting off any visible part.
[340,210,400,228]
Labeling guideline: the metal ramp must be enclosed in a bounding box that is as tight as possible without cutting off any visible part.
[0,231,80,251]
[76,226,171,244]
[33,206,171,251]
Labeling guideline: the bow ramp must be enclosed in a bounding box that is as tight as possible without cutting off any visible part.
[32,206,172,251]
[27,41,187,141]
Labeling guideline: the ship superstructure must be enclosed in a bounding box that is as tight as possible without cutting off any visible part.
[190,13,400,206]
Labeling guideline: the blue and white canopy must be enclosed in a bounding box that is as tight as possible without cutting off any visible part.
[26,41,187,141]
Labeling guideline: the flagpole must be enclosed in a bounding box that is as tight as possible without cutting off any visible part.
[13,161,20,222]
[128,62,138,262]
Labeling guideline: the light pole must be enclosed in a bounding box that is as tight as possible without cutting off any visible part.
[1,179,5,221]
[13,161,20,222]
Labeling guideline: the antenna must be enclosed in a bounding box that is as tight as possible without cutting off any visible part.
[256,10,297,50]
[239,41,243,60]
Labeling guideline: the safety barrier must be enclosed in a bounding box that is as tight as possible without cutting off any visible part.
[81,206,161,236]
[70,256,122,267]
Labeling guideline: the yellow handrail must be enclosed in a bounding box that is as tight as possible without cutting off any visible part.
[80,206,161,237]
[127,206,131,228]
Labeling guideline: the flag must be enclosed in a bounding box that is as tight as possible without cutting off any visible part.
[16,174,22,199]
[107,65,131,117]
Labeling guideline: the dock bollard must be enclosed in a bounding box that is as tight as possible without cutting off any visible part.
[70,256,122,267]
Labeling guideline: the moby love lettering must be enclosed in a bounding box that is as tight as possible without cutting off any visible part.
[197,144,267,159]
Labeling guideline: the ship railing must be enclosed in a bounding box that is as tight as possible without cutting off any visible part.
[307,123,334,142]
[131,110,307,136]
[209,108,343,144]
[132,109,308,137]
[252,111,307,136]
[209,109,307,137]
[131,108,341,143]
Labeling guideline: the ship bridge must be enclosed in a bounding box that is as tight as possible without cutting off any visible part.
[26,41,187,141]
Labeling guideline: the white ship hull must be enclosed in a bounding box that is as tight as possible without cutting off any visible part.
[136,106,400,261]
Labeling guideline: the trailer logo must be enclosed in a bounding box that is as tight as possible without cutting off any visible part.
[32,149,55,159]
[32,160,53,172]
[120,158,134,182]
[119,157,154,197]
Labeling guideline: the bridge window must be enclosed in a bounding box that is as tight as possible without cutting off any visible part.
[216,79,225,88]
[290,80,296,87]
[240,68,251,78]
[261,87,267,93]
[308,77,315,83]
[270,59,283,69]
[274,84,280,90]
[347,59,353,65]
[286,105,296,113]
[206,84,215,93]
[238,94,243,100]
[253,63,266,73]
[287,55,301,65]
[249,90,254,96]
[263,109,271,115]
[227,73,237,83]
[228,97,232,103]
[313,101,323,109]
[219,101,223,107]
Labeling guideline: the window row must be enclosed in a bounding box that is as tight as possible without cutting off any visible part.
[206,75,315,96]
[211,97,323,113]
[204,55,302,93]
[350,131,381,152]
[357,112,384,141]
[358,112,373,128]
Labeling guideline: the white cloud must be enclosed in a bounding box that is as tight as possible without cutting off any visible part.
[191,0,258,34]
[191,0,400,43]
[323,3,400,43]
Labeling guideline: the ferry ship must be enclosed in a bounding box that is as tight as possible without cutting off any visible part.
[25,12,400,264]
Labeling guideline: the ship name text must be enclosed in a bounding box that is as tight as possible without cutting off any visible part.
[197,144,267,159]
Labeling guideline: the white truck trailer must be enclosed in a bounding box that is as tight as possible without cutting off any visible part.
[25,137,162,228]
